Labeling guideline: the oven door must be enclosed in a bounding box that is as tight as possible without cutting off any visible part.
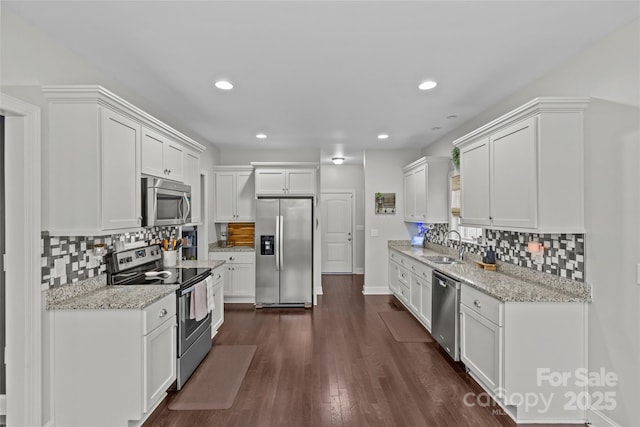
[177,281,211,356]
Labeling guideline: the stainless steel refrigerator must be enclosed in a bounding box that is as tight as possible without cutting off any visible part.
[255,198,313,308]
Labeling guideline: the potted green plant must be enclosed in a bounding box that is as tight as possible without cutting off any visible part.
[375,192,384,210]
[451,147,460,170]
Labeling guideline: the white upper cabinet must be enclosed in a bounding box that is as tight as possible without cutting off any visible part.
[403,157,449,223]
[141,127,184,182]
[183,150,201,224]
[43,86,206,236]
[214,167,255,222]
[252,163,318,197]
[454,97,589,233]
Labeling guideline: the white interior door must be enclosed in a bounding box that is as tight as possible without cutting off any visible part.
[321,193,353,273]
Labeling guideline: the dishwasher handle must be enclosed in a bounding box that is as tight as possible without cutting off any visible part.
[433,271,460,289]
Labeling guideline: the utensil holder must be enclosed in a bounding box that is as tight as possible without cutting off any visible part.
[163,250,177,267]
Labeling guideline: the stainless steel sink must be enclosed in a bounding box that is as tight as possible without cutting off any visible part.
[422,255,463,264]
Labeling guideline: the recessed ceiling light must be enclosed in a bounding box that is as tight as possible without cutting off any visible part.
[418,80,438,91]
[432,126,441,131]
[377,134,389,140]
[256,133,267,139]
[447,115,458,120]
[332,157,345,165]
[214,80,233,90]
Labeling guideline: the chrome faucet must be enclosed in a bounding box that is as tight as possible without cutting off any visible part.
[444,229,464,260]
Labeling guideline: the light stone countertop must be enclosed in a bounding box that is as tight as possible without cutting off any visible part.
[177,259,226,269]
[208,243,255,252]
[47,284,179,310]
[389,243,590,303]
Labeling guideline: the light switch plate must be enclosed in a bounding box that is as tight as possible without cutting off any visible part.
[371,229,379,237]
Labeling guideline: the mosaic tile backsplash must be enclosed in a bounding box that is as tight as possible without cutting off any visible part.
[424,224,585,282]
[41,227,180,287]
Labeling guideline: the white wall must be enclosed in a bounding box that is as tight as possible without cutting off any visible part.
[424,19,640,427]
[320,164,365,273]
[363,149,421,294]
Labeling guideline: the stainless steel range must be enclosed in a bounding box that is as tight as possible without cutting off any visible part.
[106,244,212,389]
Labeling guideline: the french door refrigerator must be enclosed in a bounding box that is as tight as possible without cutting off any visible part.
[255,198,313,308]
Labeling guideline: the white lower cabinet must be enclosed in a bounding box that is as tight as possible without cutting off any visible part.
[388,249,432,332]
[460,286,503,394]
[460,284,587,423]
[210,267,225,337]
[51,293,177,427]
[209,251,256,303]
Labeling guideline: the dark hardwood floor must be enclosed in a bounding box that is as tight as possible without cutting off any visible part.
[146,275,551,426]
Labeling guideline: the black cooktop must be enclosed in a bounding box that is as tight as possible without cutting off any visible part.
[133,267,212,286]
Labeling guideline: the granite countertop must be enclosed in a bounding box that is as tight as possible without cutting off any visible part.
[208,244,255,253]
[47,284,179,310]
[388,243,590,303]
[177,259,226,269]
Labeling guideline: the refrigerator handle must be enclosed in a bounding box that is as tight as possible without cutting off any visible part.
[275,216,280,271]
[279,215,284,270]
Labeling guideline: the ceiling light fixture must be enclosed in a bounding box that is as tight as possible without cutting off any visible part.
[214,80,234,90]
[447,115,458,120]
[256,133,267,139]
[332,157,345,165]
[418,80,438,91]
[377,134,389,140]
[432,126,441,131]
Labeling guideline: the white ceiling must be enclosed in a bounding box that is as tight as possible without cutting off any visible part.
[4,1,639,164]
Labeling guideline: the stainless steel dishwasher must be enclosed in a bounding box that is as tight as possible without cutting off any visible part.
[431,270,461,361]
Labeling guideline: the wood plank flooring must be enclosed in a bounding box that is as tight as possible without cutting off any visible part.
[146,275,565,427]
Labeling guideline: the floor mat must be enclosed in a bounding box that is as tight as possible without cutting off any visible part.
[168,345,256,410]
[379,310,433,343]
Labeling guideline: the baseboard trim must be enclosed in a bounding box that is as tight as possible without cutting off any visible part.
[587,408,621,427]
[354,268,364,274]
[314,286,323,295]
[362,286,392,295]
[0,395,5,415]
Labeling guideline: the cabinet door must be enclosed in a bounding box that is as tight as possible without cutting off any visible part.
[403,171,415,221]
[231,264,255,297]
[144,317,176,412]
[413,165,427,220]
[460,304,502,392]
[141,127,165,178]
[255,169,286,195]
[184,152,201,224]
[101,108,141,230]
[210,280,225,333]
[420,279,432,331]
[235,171,255,221]
[164,141,184,182]
[215,172,236,221]
[460,138,491,226]
[224,266,234,296]
[286,169,316,195]
[409,276,422,316]
[490,117,537,229]
[388,261,399,293]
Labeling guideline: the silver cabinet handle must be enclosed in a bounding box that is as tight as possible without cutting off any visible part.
[159,308,168,317]
[229,256,235,261]
[411,265,416,271]
[474,300,482,308]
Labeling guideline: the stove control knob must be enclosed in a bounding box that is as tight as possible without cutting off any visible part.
[126,256,133,262]
[119,258,125,264]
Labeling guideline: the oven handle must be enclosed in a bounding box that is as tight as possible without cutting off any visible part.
[179,275,211,296]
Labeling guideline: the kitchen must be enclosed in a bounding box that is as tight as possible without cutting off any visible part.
[1,2,639,427]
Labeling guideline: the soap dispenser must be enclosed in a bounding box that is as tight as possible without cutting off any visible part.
[486,246,496,264]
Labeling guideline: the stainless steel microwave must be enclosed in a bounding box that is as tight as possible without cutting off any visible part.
[142,177,191,227]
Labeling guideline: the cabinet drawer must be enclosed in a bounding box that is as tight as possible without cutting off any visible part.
[398,283,409,302]
[397,267,410,285]
[461,285,503,326]
[143,293,176,335]
[411,262,432,283]
[209,251,254,264]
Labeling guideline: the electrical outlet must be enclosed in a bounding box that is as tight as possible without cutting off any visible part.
[532,251,544,264]
[53,258,66,278]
